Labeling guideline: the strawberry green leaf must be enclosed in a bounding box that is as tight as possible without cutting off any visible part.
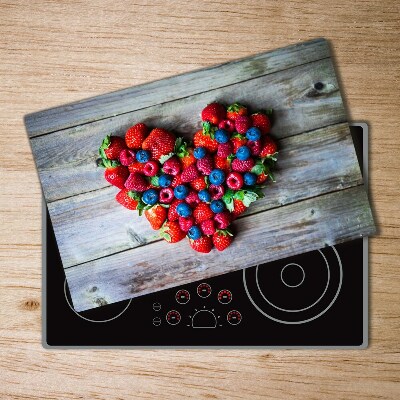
[150,176,160,187]
[251,163,265,175]
[127,191,141,200]
[159,152,174,164]
[222,189,235,212]
[264,108,273,116]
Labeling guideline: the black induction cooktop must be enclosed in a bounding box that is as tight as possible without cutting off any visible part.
[43,123,369,348]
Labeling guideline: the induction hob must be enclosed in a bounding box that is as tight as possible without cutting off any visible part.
[43,123,369,348]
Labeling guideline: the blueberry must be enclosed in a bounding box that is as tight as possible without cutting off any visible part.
[243,172,257,186]
[158,174,172,188]
[194,147,207,159]
[246,127,261,141]
[174,185,189,200]
[236,146,251,161]
[176,203,192,217]
[210,199,225,213]
[198,189,211,203]
[209,169,225,185]
[215,129,230,144]
[187,225,201,240]
[136,149,150,163]
[142,189,159,205]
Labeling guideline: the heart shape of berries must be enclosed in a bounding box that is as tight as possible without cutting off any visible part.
[98,102,278,253]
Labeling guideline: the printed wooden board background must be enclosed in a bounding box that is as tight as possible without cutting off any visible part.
[25,38,375,312]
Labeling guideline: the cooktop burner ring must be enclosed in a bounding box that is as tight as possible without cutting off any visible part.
[280,263,305,288]
[243,246,343,324]
[63,279,132,323]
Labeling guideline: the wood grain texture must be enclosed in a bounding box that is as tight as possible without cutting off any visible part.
[66,186,375,311]
[51,123,363,268]
[1,1,399,399]
[30,56,345,202]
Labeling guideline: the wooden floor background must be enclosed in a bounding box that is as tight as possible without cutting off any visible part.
[0,1,399,399]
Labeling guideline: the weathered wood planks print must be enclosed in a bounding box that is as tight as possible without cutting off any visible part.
[25,39,375,312]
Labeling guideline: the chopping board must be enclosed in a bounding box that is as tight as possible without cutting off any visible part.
[25,38,375,312]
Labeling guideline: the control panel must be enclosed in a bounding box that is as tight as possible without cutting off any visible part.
[152,282,242,328]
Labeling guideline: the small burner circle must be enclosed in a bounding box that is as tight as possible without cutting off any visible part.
[280,263,305,288]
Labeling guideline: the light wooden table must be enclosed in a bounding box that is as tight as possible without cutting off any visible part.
[0,1,399,399]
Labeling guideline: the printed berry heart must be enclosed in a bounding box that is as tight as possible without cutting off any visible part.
[98,102,278,253]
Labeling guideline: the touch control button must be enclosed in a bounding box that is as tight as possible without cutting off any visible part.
[153,302,161,311]
[227,310,242,325]
[153,317,161,326]
[218,289,232,304]
[166,310,181,325]
[197,283,212,298]
[175,289,190,304]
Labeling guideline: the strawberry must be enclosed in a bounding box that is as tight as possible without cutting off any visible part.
[214,211,231,229]
[145,204,167,230]
[100,159,129,189]
[99,135,126,160]
[231,158,255,172]
[125,123,148,149]
[168,199,184,221]
[160,221,186,243]
[116,189,140,210]
[247,140,262,156]
[200,219,216,235]
[213,230,233,251]
[208,184,225,200]
[178,216,195,233]
[232,199,247,218]
[142,128,176,161]
[214,155,231,175]
[234,115,252,134]
[119,149,136,166]
[171,174,183,188]
[226,103,247,121]
[201,102,226,125]
[190,176,207,191]
[193,203,214,224]
[175,138,196,169]
[196,153,214,175]
[128,161,145,174]
[189,236,213,253]
[193,123,218,153]
[124,172,149,192]
[230,133,247,153]
[260,136,278,158]
[163,156,181,176]
[185,190,200,206]
[251,112,271,135]
[217,142,233,158]
[256,172,268,184]
[181,164,200,183]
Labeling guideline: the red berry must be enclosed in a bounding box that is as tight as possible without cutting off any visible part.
[226,103,247,121]
[231,158,255,172]
[128,161,145,174]
[193,128,219,153]
[190,176,207,191]
[256,172,268,184]
[230,134,247,153]
[100,135,126,160]
[143,160,160,177]
[179,216,195,233]
[119,149,136,166]
[163,156,181,176]
[194,203,214,224]
[125,123,148,149]
[234,115,252,134]
[201,103,226,125]
[124,172,149,192]
[208,184,225,200]
[247,140,262,156]
[181,164,200,183]
[217,142,233,158]
[145,204,167,230]
[232,199,247,218]
[214,211,231,229]
[251,113,271,135]
[260,136,278,158]
[226,172,244,190]
[185,190,200,207]
[101,159,129,189]
[213,230,233,251]
[196,153,214,175]
[200,219,216,235]
[218,119,235,132]
[214,155,231,175]
[189,236,213,253]
[160,221,186,243]
[171,174,183,188]
[142,128,176,161]
[159,187,174,204]
[168,199,184,221]
[115,188,139,210]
